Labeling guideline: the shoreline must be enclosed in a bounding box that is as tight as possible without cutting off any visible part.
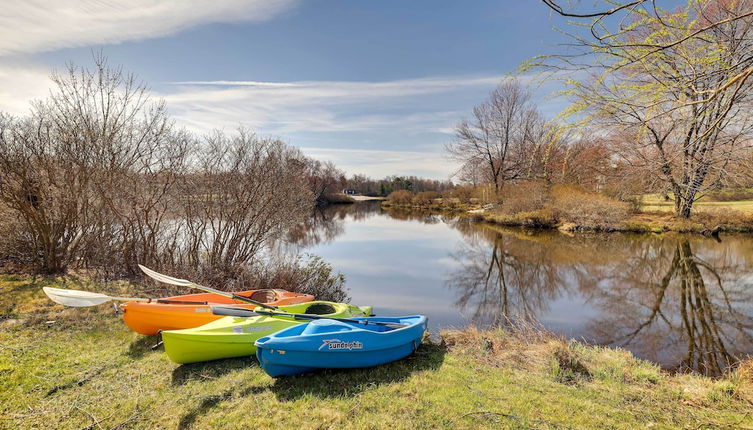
[381,201,753,235]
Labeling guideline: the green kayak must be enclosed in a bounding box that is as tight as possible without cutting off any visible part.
[162,301,373,364]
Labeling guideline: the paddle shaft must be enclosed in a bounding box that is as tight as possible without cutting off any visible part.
[112,297,210,305]
[176,285,277,310]
[138,264,277,310]
[212,306,406,328]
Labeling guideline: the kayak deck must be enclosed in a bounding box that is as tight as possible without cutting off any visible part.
[255,315,427,377]
[120,289,314,335]
[161,301,374,364]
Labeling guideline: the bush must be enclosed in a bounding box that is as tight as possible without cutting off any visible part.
[252,254,349,303]
[143,254,350,303]
[387,189,414,205]
[412,191,440,205]
[323,193,355,204]
[549,184,629,228]
[442,186,476,204]
[498,181,550,215]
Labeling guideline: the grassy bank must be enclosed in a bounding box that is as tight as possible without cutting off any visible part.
[2,276,753,429]
[477,209,753,234]
[383,187,753,234]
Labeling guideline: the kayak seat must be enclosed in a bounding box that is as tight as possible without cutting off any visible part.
[301,319,357,335]
[249,290,277,303]
[304,303,336,315]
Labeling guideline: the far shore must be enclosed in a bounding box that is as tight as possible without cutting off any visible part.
[381,199,753,235]
[349,195,386,201]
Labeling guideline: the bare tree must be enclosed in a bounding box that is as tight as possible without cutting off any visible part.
[0,56,173,272]
[447,79,549,193]
[176,129,313,283]
[304,158,344,205]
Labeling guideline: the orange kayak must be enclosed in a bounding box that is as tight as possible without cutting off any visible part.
[120,289,314,335]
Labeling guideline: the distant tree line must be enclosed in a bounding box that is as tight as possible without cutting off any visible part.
[343,175,454,197]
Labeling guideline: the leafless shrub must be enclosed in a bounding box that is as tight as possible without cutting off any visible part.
[704,189,753,202]
[387,190,414,205]
[498,181,550,215]
[168,129,312,284]
[0,56,172,273]
[0,57,327,290]
[442,186,476,204]
[412,191,440,205]
[245,254,349,302]
[548,185,629,228]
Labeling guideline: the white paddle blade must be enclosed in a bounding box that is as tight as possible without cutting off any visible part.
[138,264,192,287]
[42,287,112,307]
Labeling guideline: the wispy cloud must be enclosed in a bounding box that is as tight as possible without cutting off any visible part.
[304,147,458,179]
[159,75,508,178]
[161,75,507,134]
[0,0,298,56]
[0,66,563,178]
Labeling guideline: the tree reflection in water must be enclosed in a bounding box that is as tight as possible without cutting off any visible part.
[444,221,753,375]
[289,203,753,375]
[585,237,753,376]
[444,222,570,327]
[285,201,382,249]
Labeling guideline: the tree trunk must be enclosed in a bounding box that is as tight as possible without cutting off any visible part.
[676,196,693,219]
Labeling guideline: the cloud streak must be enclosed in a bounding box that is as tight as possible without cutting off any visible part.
[0,65,564,178]
[0,0,298,56]
[159,75,508,177]
[161,75,507,134]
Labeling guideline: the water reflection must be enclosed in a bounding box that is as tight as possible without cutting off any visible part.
[294,203,753,374]
[445,223,753,375]
[445,225,570,327]
[584,238,753,375]
[287,201,382,248]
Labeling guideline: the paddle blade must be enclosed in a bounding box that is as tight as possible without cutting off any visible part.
[211,305,261,318]
[138,264,193,287]
[42,287,112,307]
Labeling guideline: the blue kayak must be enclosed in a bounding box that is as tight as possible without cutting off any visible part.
[255,315,427,377]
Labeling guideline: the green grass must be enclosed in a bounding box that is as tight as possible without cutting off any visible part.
[2,276,752,429]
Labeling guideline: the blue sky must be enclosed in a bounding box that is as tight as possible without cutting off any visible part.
[0,0,572,178]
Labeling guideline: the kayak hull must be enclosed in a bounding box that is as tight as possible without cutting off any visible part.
[120,289,314,335]
[161,301,373,364]
[255,316,427,377]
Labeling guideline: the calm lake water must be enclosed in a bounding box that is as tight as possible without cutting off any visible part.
[293,202,753,375]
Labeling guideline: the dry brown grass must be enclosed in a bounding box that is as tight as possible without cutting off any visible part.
[386,189,414,205]
[411,191,440,205]
[548,184,630,229]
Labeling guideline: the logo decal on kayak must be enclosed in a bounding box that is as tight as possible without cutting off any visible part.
[319,339,364,351]
[232,325,273,334]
